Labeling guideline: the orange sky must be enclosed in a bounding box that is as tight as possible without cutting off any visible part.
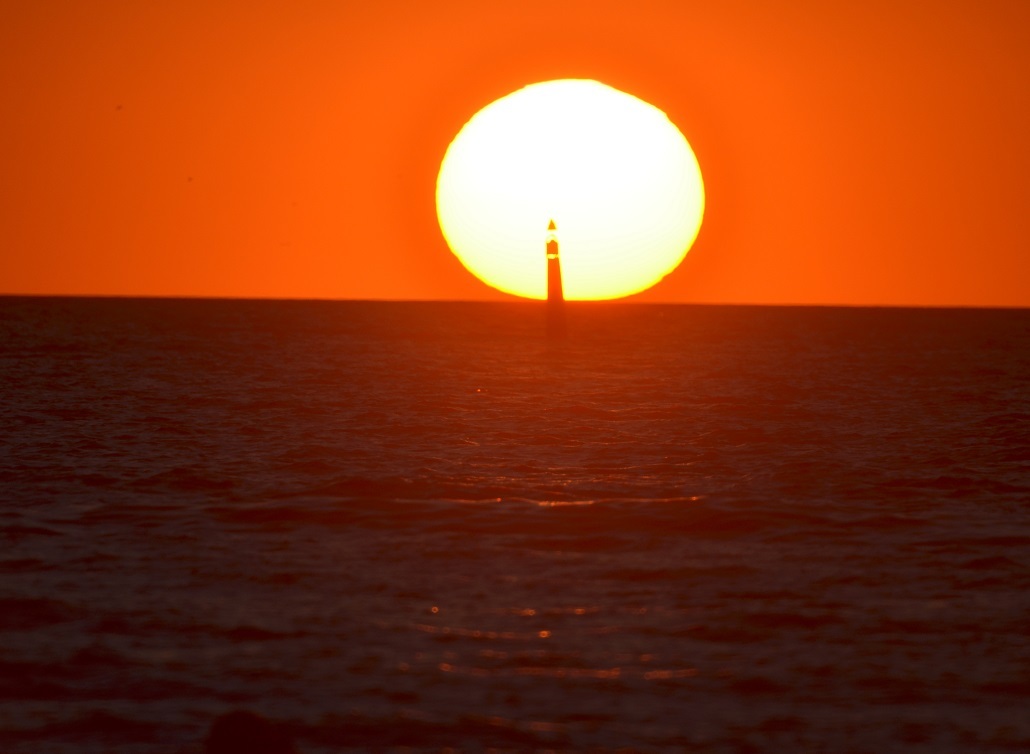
[2,0,1028,306]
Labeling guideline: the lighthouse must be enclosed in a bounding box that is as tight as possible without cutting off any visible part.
[546,219,564,302]
[546,219,566,337]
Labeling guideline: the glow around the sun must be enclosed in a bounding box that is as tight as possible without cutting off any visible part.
[436,79,705,300]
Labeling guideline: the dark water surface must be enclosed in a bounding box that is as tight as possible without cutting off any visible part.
[1,298,1029,753]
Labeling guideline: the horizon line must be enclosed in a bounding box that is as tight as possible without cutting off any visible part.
[1,292,1027,311]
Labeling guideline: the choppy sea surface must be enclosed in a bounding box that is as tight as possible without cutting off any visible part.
[1,297,1029,753]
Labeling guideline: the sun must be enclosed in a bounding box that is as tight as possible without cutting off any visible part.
[436,79,704,301]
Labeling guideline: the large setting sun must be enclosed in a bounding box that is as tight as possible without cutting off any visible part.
[436,79,705,300]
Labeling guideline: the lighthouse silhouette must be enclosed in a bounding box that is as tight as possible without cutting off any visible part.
[546,219,566,337]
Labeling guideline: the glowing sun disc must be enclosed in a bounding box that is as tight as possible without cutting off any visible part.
[436,79,705,300]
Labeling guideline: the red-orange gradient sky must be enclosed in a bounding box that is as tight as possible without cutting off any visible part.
[2,0,1028,306]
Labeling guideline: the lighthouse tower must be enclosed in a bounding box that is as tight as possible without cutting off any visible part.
[546,219,564,303]
[546,219,565,337]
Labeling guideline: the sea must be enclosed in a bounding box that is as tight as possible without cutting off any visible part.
[1,297,1028,753]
